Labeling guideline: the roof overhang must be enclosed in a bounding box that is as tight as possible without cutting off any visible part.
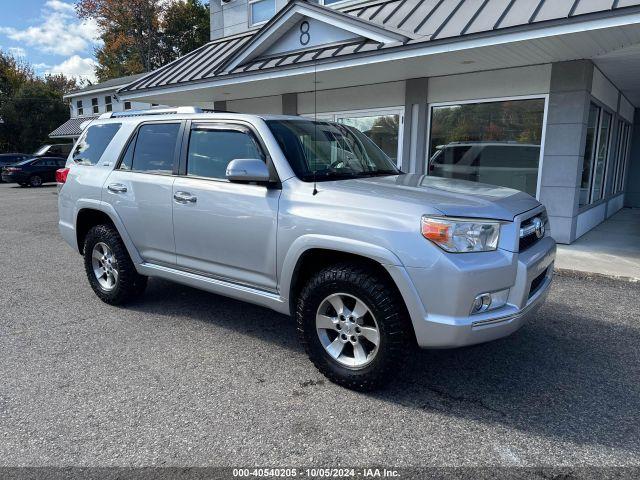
[222,0,409,73]
[119,9,640,107]
[49,116,97,138]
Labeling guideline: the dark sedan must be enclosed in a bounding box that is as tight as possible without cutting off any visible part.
[0,154,31,181]
[1,157,67,187]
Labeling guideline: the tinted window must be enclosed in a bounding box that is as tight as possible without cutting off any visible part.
[131,123,180,174]
[72,123,122,166]
[187,128,264,179]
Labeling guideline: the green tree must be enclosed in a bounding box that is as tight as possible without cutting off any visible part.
[160,0,210,64]
[0,50,78,153]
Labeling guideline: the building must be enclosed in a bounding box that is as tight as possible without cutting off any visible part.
[112,0,640,244]
[49,74,157,140]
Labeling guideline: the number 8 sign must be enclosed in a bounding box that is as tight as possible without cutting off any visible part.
[299,20,310,46]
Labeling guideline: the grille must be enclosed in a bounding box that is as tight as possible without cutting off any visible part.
[519,212,547,252]
[528,270,547,299]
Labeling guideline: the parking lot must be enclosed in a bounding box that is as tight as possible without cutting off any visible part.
[1,181,639,468]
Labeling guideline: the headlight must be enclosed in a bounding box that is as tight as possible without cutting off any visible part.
[421,215,501,253]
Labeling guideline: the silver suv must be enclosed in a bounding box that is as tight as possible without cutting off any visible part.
[58,107,556,390]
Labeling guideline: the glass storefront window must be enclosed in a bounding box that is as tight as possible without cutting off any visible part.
[336,114,401,165]
[580,104,600,206]
[428,98,545,197]
[591,111,612,202]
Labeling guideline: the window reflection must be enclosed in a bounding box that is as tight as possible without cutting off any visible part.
[428,98,545,196]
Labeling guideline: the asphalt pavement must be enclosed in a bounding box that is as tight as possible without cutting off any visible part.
[1,182,639,468]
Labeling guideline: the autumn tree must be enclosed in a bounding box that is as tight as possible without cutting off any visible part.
[77,0,210,82]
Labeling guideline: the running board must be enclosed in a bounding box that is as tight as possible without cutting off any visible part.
[137,263,289,315]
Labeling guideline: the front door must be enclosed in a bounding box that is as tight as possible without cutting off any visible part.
[172,123,280,291]
[103,122,183,266]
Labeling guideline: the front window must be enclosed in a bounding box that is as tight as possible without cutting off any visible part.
[34,145,49,156]
[428,98,545,197]
[267,119,400,182]
[250,0,275,25]
[187,127,265,180]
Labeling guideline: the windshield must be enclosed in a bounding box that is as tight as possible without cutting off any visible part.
[266,119,400,181]
[33,146,49,156]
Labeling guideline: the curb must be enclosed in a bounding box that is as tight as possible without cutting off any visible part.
[553,267,640,284]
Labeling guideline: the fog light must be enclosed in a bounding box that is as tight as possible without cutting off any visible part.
[470,289,510,315]
[471,293,492,314]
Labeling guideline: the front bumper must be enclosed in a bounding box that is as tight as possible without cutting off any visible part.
[402,235,556,348]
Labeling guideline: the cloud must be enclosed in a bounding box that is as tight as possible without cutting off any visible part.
[45,55,97,83]
[0,1,101,57]
[45,0,76,13]
[7,47,26,57]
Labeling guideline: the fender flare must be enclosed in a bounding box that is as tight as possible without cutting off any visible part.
[74,199,143,265]
[279,234,402,305]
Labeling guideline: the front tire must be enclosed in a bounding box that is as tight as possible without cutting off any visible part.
[296,263,412,391]
[83,224,147,305]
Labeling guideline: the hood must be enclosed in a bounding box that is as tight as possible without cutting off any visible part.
[322,174,540,221]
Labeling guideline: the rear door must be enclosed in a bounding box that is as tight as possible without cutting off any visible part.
[104,121,183,266]
[172,122,280,290]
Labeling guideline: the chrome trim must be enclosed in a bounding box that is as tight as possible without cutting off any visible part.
[471,275,551,329]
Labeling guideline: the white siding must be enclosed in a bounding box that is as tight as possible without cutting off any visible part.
[298,81,405,115]
[227,95,283,114]
[591,68,619,111]
[619,95,635,123]
[427,65,552,103]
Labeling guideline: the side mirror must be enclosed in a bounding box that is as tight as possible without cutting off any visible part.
[226,158,271,183]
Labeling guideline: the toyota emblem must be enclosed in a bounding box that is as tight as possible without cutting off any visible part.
[532,217,545,239]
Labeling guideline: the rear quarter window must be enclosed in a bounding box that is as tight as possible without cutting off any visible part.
[72,123,121,166]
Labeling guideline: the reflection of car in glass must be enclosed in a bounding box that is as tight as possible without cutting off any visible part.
[428,142,540,196]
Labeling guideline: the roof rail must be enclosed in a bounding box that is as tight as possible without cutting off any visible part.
[99,106,205,119]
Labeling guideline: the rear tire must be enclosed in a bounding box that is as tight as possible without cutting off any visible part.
[296,262,411,391]
[29,175,43,187]
[83,224,147,305]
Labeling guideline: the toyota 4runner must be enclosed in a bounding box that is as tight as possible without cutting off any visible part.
[58,107,556,390]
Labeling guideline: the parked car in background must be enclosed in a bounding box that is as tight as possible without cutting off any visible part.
[0,154,31,181]
[2,157,67,187]
[33,144,73,158]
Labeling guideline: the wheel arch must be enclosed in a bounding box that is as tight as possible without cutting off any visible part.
[281,235,408,317]
[74,204,142,264]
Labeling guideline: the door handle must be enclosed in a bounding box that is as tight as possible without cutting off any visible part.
[174,191,197,203]
[107,183,127,193]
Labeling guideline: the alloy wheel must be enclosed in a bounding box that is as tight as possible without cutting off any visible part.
[91,242,119,291]
[316,293,380,368]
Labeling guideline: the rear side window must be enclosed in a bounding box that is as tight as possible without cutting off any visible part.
[187,127,264,179]
[72,123,121,166]
[128,123,180,174]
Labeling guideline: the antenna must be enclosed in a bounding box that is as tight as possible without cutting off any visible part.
[312,63,318,196]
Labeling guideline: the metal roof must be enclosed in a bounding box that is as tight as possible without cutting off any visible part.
[66,73,147,97]
[49,116,96,138]
[120,0,640,94]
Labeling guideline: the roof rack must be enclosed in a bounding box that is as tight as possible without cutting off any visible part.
[99,106,206,119]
